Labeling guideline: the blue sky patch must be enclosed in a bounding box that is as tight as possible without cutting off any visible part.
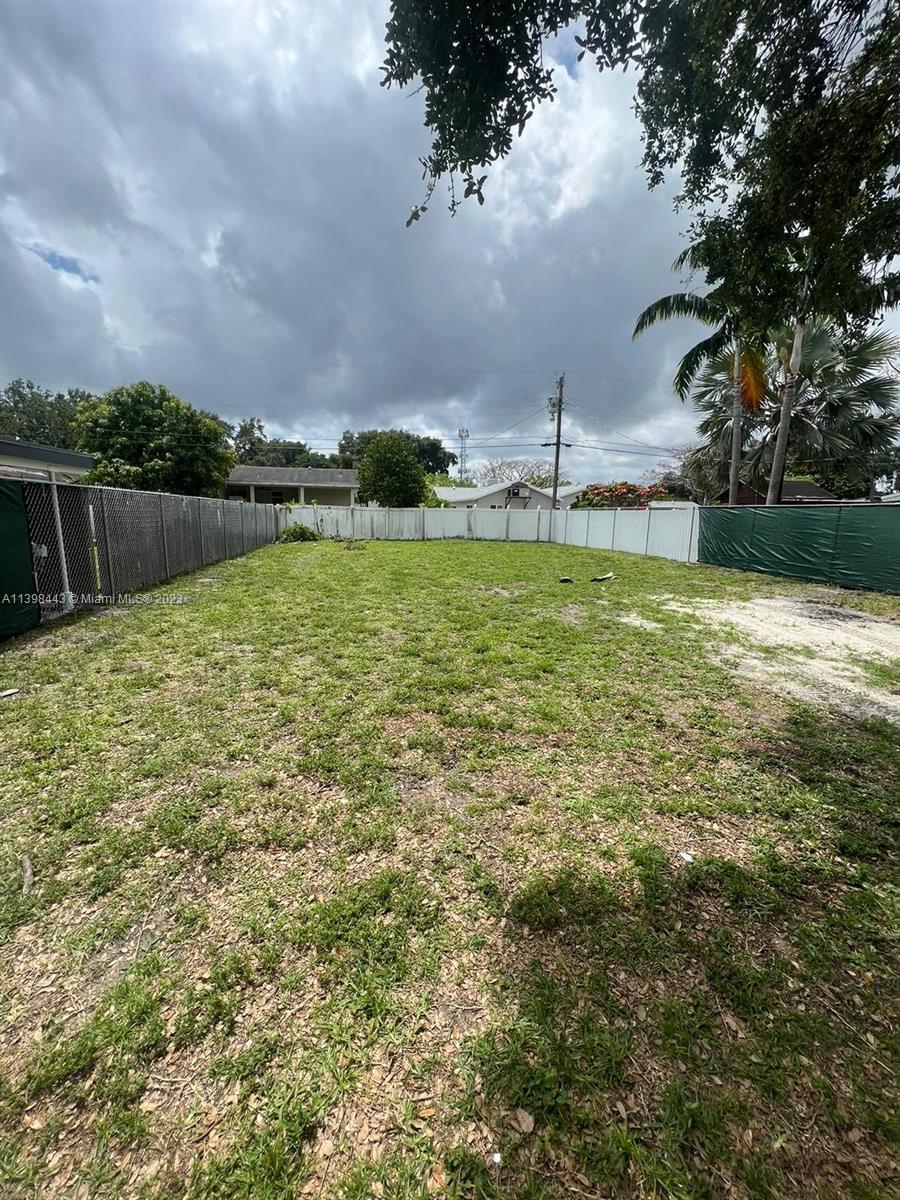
[26,243,99,283]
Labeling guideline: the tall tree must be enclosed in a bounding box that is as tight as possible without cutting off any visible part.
[75,382,235,497]
[233,417,335,468]
[0,379,91,448]
[337,429,456,474]
[684,18,900,500]
[383,3,899,504]
[688,323,900,496]
[233,416,268,464]
[381,1,887,217]
[633,258,766,505]
[357,431,429,507]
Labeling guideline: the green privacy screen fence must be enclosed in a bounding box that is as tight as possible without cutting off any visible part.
[0,481,40,639]
[699,505,900,593]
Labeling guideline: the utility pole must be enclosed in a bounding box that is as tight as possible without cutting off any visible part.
[545,374,565,509]
[457,427,470,481]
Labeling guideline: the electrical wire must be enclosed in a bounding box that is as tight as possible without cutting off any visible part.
[468,406,548,448]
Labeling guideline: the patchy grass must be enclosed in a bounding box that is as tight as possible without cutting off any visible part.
[0,540,897,1199]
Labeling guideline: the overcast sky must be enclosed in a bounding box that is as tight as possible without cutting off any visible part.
[1,0,715,482]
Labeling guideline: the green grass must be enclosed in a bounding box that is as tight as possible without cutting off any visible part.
[0,540,897,1199]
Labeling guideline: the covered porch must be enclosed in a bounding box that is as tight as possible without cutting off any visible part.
[226,484,357,506]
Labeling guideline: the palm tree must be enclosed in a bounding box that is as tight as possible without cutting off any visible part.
[633,253,765,505]
[689,322,900,496]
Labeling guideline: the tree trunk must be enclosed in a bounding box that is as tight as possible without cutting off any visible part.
[766,320,805,505]
[728,339,742,506]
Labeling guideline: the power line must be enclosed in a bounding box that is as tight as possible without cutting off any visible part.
[469,406,547,448]
[565,400,676,452]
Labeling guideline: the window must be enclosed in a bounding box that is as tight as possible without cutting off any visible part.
[490,504,501,509]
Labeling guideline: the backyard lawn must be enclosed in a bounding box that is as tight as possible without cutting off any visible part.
[0,540,897,1200]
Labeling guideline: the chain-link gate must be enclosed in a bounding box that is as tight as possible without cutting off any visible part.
[20,481,283,623]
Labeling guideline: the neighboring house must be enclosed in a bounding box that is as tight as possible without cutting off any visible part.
[880,493,900,504]
[532,483,585,509]
[227,465,359,505]
[0,438,94,482]
[714,480,837,505]
[434,480,584,510]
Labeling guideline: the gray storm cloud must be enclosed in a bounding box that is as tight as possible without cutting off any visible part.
[0,0,707,480]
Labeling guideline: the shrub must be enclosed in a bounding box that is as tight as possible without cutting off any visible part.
[573,481,669,509]
[280,523,321,543]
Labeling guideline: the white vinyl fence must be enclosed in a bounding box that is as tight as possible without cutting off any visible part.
[283,504,699,563]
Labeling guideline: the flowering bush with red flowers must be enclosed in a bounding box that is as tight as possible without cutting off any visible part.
[572,481,669,509]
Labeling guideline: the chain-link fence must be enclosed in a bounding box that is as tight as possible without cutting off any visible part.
[21,481,282,622]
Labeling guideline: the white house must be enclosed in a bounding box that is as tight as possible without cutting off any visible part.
[0,438,94,482]
[433,480,584,510]
[227,465,359,505]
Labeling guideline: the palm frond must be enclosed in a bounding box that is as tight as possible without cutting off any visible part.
[835,328,900,378]
[674,326,730,401]
[672,244,705,274]
[687,318,900,485]
[632,293,725,339]
[840,376,900,412]
[740,344,767,411]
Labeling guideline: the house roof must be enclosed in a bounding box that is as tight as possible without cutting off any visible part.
[433,480,585,504]
[433,483,507,503]
[715,479,836,502]
[433,479,536,503]
[228,465,358,486]
[0,438,94,470]
[780,480,837,499]
[529,483,584,501]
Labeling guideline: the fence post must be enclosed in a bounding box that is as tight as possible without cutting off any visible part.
[87,500,102,594]
[828,505,844,579]
[158,493,170,578]
[563,507,569,545]
[350,506,355,540]
[644,509,652,556]
[505,508,510,542]
[421,506,426,540]
[585,507,591,548]
[100,489,116,598]
[746,508,757,569]
[611,507,618,550]
[535,509,541,542]
[220,499,227,557]
[687,505,697,562]
[49,473,74,613]
[197,498,205,565]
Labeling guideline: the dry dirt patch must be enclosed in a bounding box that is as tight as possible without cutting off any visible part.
[670,596,900,723]
[617,612,661,631]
